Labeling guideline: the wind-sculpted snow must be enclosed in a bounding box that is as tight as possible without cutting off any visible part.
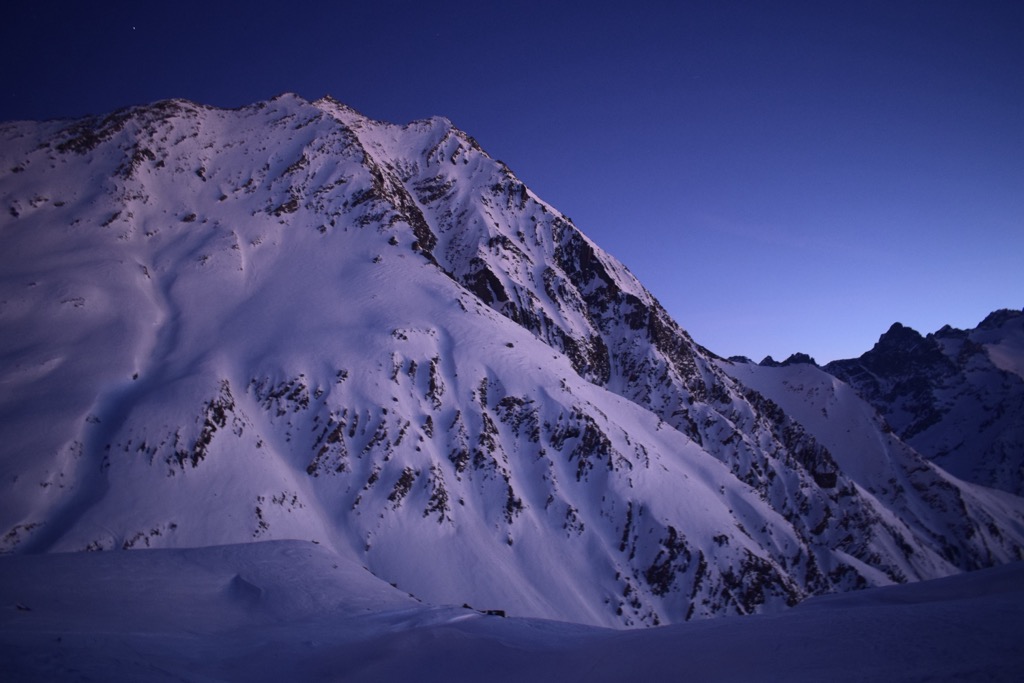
[1,94,1022,628]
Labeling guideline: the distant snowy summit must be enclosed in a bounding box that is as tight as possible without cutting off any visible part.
[1,94,1022,628]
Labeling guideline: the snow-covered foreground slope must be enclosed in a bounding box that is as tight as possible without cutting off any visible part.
[1,540,1021,682]
[1,94,1023,628]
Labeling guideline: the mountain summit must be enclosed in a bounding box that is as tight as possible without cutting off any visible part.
[1,94,1022,627]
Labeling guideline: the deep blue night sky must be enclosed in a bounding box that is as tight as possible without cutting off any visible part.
[3,1,1021,362]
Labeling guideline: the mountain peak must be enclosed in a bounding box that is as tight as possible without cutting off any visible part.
[2,96,1022,628]
[978,307,1023,331]
[823,310,1024,494]
[758,353,817,367]
[878,321,923,345]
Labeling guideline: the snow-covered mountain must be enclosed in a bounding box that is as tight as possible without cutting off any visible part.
[1,94,1022,628]
[823,310,1024,495]
[719,355,1024,573]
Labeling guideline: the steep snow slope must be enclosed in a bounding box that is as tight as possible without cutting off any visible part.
[2,540,1022,682]
[720,359,1024,571]
[824,310,1024,495]
[1,94,1022,628]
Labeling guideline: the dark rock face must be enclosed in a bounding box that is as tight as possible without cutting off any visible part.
[978,309,1022,331]
[826,324,956,440]
[760,354,817,367]
[825,310,1024,494]
[781,353,817,367]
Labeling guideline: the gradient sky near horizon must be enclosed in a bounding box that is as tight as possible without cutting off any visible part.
[3,1,1021,363]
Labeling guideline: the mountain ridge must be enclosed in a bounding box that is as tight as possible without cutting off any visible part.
[823,309,1024,495]
[1,94,1021,628]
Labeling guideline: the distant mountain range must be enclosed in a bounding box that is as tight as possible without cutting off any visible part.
[823,310,1024,495]
[745,310,1024,495]
[1,94,1021,628]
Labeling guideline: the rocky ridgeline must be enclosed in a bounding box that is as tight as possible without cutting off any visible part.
[0,95,1021,627]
